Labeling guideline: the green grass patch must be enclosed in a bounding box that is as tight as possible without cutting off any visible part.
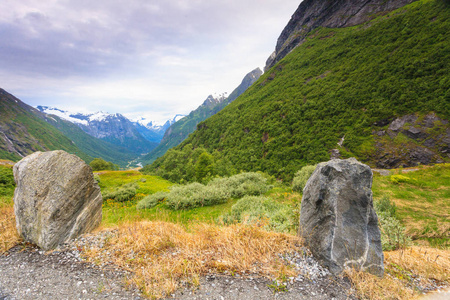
[98,170,172,195]
[372,164,450,248]
[102,198,237,227]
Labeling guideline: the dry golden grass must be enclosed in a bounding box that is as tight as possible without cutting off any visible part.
[0,206,20,253]
[81,221,301,299]
[347,246,450,300]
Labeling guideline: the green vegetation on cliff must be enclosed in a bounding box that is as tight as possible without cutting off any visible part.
[144,0,449,182]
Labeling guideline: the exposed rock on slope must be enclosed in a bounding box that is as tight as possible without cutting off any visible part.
[13,150,102,250]
[265,0,416,70]
[372,113,450,168]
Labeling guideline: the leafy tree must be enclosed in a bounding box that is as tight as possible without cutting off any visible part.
[195,152,214,182]
[89,158,118,171]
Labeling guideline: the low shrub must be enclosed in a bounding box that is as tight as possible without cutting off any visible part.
[292,165,317,192]
[0,167,15,197]
[389,174,415,184]
[221,196,296,233]
[374,195,396,217]
[165,183,229,210]
[208,172,271,198]
[164,172,272,210]
[137,191,168,209]
[374,196,410,251]
[103,182,139,202]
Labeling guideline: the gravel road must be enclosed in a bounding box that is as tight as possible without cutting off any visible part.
[0,242,357,300]
[0,244,142,300]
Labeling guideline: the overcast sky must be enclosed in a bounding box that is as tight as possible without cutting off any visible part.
[0,0,301,124]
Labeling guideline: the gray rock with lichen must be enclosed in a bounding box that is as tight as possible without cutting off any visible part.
[13,150,102,250]
[300,158,384,276]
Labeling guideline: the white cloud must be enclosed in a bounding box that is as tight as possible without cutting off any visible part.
[0,0,301,123]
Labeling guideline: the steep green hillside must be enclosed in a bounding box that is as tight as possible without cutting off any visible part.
[145,0,450,182]
[0,89,92,162]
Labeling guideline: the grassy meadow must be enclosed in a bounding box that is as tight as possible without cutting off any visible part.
[0,162,449,299]
[372,164,450,248]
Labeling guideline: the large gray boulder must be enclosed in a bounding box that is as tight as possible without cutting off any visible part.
[13,150,102,250]
[300,158,384,276]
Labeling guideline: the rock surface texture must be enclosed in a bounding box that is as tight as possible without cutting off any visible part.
[13,150,102,250]
[373,113,449,168]
[300,158,384,276]
[265,0,416,70]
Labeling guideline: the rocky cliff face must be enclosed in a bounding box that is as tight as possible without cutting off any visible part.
[371,113,450,168]
[265,0,417,70]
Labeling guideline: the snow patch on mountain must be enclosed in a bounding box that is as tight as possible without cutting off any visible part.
[36,106,89,126]
[88,111,115,122]
[173,114,186,122]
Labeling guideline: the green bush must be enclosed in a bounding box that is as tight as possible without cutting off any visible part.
[136,191,168,209]
[292,165,317,192]
[0,166,15,196]
[90,158,119,171]
[221,196,296,233]
[163,172,272,210]
[389,174,416,184]
[208,172,271,198]
[374,195,397,217]
[374,196,410,251]
[165,182,229,210]
[103,182,139,202]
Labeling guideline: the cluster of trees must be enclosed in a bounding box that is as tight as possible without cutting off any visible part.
[143,0,450,182]
[89,158,119,171]
[141,144,236,183]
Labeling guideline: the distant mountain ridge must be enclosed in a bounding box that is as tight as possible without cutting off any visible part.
[141,68,262,164]
[36,106,159,155]
[132,114,186,144]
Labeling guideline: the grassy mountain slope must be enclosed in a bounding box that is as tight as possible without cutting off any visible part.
[39,114,138,168]
[0,89,92,162]
[146,0,450,182]
[142,69,262,165]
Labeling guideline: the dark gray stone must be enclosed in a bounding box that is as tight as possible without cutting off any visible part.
[388,114,418,132]
[300,158,384,276]
[13,150,102,250]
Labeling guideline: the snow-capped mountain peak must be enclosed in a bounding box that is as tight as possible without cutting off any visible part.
[88,111,113,122]
[36,106,89,126]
